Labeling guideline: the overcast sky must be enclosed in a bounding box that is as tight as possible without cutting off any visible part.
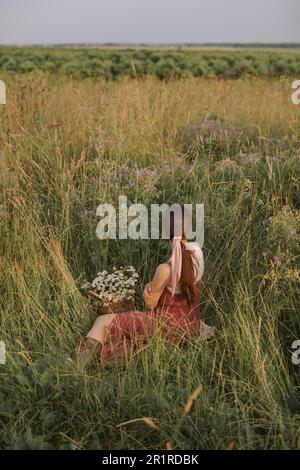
[0,0,299,45]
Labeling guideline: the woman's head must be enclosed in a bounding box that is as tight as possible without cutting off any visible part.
[168,204,197,304]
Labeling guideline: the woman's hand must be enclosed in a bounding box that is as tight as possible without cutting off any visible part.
[143,264,171,310]
[143,283,157,309]
[144,282,153,294]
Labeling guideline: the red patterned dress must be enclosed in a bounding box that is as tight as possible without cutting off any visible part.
[100,280,204,367]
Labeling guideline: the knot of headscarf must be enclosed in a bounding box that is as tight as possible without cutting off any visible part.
[170,236,183,296]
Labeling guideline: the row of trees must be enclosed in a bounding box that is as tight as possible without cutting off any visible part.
[1,46,300,79]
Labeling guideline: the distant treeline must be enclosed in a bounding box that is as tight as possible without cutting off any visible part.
[1,46,300,79]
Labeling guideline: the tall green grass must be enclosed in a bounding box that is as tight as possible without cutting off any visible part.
[0,72,299,449]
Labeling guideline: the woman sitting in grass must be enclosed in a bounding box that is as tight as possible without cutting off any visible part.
[77,206,216,368]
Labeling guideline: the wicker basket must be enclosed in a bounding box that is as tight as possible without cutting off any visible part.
[87,289,135,315]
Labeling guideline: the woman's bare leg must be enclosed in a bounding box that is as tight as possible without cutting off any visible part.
[86,313,117,345]
[76,313,117,368]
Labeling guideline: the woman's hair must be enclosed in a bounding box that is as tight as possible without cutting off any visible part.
[169,205,197,304]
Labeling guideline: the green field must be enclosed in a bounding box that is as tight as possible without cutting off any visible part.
[1,46,300,79]
[0,59,300,449]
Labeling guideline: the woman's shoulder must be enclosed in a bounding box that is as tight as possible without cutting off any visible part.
[155,263,171,279]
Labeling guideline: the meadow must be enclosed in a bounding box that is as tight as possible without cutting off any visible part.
[0,66,300,449]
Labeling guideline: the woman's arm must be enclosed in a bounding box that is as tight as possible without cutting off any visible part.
[143,263,171,310]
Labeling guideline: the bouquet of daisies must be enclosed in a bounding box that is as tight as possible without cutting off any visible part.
[83,266,138,314]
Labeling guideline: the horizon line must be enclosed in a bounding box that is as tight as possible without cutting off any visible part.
[1,41,300,47]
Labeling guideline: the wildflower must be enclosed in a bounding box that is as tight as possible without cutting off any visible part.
[215,158,237,171]
[243,179,253,191]
[183,119,236,146]
[268,205,300,246]
[85,265,139,308]
[239,152,261,165]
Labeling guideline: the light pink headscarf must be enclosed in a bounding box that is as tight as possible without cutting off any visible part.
[170,236,183,296]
